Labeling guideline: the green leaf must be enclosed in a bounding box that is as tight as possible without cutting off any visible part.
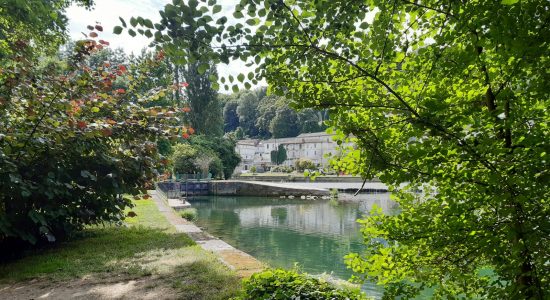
[143,19,154,28]
[130,17,138,27]
[501,0,519,4]
[213,5,222,14]
[197,63,209,75]
[237,73,245,82]
[246,18,260,26]
[119,17,127,28]
[233,11,244,19]
[128,29,136,37]
[258,8,266,17]
[113,26,123,34]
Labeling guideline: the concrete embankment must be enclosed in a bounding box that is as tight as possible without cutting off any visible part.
[235,174,370,183]
[149,190,265,278]
[156,180,388,198]
[209,180,330,197]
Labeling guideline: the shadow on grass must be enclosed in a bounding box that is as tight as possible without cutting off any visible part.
[0,226,195,282]
[170,260,242,300]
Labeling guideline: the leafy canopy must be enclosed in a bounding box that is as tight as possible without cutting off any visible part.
[1,2,191,247]
[124,0,549,298]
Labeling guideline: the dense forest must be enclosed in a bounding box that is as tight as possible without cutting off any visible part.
[220,87,328,139]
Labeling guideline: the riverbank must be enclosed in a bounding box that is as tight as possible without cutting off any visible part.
[149,190,265,278]
[0,198,242,300]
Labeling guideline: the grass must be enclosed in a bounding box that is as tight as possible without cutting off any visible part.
[124,197,175,231]
[0,198,242,299]
[178,208,198,221]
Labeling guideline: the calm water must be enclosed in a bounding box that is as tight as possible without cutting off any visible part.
[189,193,397,298]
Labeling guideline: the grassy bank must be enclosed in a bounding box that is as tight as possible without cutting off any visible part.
[0,198,241,299]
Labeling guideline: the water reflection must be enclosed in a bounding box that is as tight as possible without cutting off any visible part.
[189,193,397,298]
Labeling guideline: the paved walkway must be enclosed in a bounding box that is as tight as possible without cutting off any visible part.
[149,190,265,278]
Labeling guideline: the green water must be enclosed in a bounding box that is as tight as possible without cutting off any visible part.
[189,194,397,298]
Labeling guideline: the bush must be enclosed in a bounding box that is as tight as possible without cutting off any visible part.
[295,158,316,172]
[0,30,179,248]
[233,269,367,300]
[209,156,224,178]
[171,143,199,174]
[270,165,293,173]
[189,135,240,179]
[179,208,197,221]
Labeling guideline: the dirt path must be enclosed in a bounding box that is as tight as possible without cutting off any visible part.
[0,275,179,300]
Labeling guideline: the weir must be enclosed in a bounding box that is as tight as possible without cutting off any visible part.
[156,180,331,198]
[156,179,389,199]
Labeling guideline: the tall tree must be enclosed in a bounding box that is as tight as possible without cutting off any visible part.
[236,91,261,137]
[255,95,279,138]
[223,99,240,132]
[270,106,300,138]
[181,62,223,136]
[141,0,223,136]
[270,144,287,165]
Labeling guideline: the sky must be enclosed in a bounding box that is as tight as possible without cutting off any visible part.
[66,0,256,90]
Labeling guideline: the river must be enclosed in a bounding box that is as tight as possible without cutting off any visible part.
[188,192,397,299]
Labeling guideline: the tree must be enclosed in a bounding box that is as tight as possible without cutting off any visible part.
[181,62,223,136]
[86,47,128,70]
[171,143,198,175]
[126,1,549,298]
[138,0,223,137]
[270,144,287,166]
[235,1,549,299]
[1,20,181,250]
[236,92,261,137]
[189,135,241,179]
[193,147,216,177]
[255,95,278,138]
[223,99,240,132]
[270,106,300,138]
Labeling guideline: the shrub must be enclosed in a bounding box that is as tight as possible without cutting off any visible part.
[233,269,367,300]
[189,135,241,179]
[295,158,316,172]
[179,208,197,221]
[171,143,199,174]
[209,156,224,178]
[0,28,180,248]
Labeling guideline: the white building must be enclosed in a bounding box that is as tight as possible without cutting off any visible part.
[234,132,352,173]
